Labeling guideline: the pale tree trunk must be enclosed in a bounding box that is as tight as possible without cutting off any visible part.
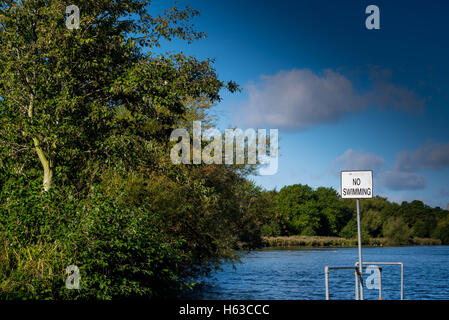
[33,137,53,192]
[28,96,53,192]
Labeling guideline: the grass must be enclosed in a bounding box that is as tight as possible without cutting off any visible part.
[262,235,442,248]
[0,234,69,299]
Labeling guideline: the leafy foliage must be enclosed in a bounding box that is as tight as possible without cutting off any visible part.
[261,186,449,246]
[0,0,448,301]
[272,184,351,236]
[0,0,250,299]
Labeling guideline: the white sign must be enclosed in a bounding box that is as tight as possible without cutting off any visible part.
[341,170,373,199]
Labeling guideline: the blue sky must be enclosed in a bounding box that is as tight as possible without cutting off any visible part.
[153,0,449,208]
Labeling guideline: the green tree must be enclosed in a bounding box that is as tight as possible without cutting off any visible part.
[432,215,449,244]
[362,209,382,238]
[275,184,314,235]
[274,184,351,236]
[0,0,247,299]
[0,0,237,192]
[315,187,351,235]
[383,217,411,245]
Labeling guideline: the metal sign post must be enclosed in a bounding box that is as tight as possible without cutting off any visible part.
[341,170,373,300]
[356,198,364,300]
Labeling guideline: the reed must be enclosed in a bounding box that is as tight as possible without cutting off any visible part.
[0,233,68,299]
[261,236,442,248]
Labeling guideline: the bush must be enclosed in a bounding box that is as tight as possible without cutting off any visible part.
[1,163,264,299]
[432,216,449,244]
[340,219,357,238]
[0,174,211,299]
[0,233,69,300]
[382,217,411,245]
[260,221,281,237]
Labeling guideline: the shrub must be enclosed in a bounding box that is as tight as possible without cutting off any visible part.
[260,221,281,237]
[0,233,69,299]
[432,216,449,245]
[0,176,205,299]
[382,217,411,245]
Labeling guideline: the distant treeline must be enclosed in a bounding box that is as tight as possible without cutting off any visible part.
[254,184,449,246]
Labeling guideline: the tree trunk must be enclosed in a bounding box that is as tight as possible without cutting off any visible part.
[33,137,53,192]
[28,96,53,192]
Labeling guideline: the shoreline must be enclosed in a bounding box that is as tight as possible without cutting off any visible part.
[261,235,442,248]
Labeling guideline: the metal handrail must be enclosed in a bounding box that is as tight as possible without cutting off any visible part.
[325,263,402,300]
[355,262,404,300]
[324,266,360,300]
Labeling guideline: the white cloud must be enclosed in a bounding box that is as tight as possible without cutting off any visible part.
[378,170,426,190]
[330,149,385,172]
[395,142,449,171]
[330,149,427,191]
[373,141,449,191]
[237,68,425,131]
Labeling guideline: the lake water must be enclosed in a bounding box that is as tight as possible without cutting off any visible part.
[190,246,449,300]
